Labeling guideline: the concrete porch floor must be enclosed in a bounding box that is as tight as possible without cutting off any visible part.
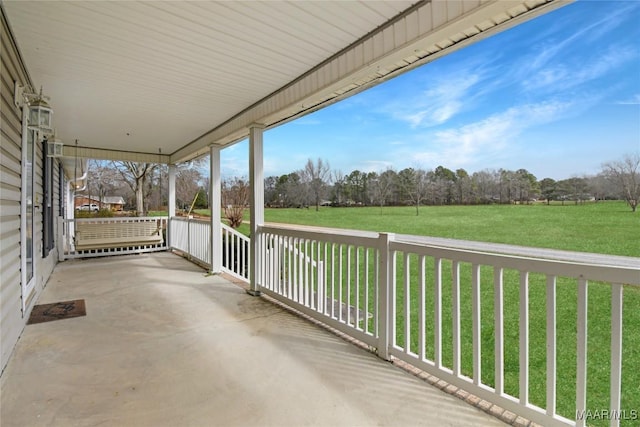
[1,252,506,427]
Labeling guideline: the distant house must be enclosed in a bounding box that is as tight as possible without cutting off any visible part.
[74,195,99,210]
[74,195,125,211]
[102,196,125,211]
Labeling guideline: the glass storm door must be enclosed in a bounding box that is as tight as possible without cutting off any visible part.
[21,112,36,313]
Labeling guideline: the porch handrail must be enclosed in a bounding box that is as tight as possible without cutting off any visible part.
[395,233,640,269]
[169,216,210,266]
[169,217,250,281]
[221,223,250,281]
[257,222,640,427]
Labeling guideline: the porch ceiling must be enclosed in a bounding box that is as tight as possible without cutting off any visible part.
[2,0,567,164]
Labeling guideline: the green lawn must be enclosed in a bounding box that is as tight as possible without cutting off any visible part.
[262,201,639,257]
[185,202,638,425]
[261,201,639,426]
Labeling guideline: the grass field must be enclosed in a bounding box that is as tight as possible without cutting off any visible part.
[260,201,639,257]
[267,202,640,425]
[196,201,639,425]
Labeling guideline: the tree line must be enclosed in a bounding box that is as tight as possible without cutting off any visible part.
[81,153,639,217]
[265,154,640,213]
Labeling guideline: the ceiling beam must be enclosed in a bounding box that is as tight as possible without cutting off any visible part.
[62,145,171,164]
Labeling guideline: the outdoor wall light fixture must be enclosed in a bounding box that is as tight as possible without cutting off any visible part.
[46,132,64,158]
[14,82,54,134]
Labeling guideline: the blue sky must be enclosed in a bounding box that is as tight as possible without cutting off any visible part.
[221,0,640,181]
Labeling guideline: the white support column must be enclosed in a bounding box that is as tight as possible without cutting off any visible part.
[209,145,222,274]
[168,164,176,248]
[248,124,265,296]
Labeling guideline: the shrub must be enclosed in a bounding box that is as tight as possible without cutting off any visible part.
[96,209,114,217]
[74,209,113,218]
[74,210,93,218]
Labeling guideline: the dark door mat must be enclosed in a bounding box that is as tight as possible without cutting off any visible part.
[28,299,86,324]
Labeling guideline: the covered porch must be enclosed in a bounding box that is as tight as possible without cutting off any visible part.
[16,216,640,427]
[0,252,506,427]
[3,1,638,427]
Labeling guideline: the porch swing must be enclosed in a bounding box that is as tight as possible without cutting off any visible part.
[71,142,163,253]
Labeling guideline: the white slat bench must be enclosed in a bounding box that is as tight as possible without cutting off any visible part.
[74,221,163,251]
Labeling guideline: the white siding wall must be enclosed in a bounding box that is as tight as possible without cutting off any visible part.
[0,8,61,374]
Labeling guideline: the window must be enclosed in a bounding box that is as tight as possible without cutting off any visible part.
[42,139,54,257]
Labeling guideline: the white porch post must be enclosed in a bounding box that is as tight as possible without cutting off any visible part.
[248,124,265,296]
[168,164,176,248]
[209,145,222,274]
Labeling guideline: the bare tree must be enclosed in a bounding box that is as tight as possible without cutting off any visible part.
[302,158,331,211]
[369,168,396,212]
[86,160,121,209]
[112,161,158,216]
[222,177,249,228]
[176,167,203,210]
[603,153,640,212]
[472,169,500,204]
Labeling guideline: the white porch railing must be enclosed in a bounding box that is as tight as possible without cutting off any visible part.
[169,217,250,281]
[58,216,168,260]
[88,216,639,426]
[169,217,211,266]
[221,223,250,281]
[257,223,640,427]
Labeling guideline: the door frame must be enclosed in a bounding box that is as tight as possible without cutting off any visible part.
[20,105,37,314]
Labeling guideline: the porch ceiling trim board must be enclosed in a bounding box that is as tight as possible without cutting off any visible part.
[60,145,171,164]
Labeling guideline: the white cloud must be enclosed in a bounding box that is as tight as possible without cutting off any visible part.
[522,5,635,73]
[617,94,640,105]
[391,73,484,128]
[410,100,576,168]
[522,44,636,93]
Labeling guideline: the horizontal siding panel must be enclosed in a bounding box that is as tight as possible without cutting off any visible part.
[0,141,21,173]
[0,79,19,126]
[0,30,25,87]
[0,280,23,373]
[0,164,21,188]
[0,134,22,166]
[0,183,20,201]
[0,90,21,141]
[1,5,29,375]
[0,215,20,235]
[0,255,19,282]
[0,231,20,259]
[0,201,20,216]
[0,268,19,297]
[0,105,21,138]
[0,271,21,297]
